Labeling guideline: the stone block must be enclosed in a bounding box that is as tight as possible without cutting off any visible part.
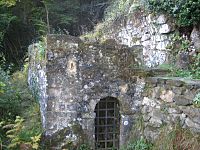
[145,77,158,84]
[185,118,200,130]
[152,87,161,99]
[156,41,169,50]
[144,126,159,141]
[141,34,151,41]
[142,97,157,107]
[174,96,192,106]
[183,89,195,100]
[192,117,200,124]
[143,114,151,122]
[148,109,164,127]
[159,24,171,34]
[156,14,167,24]
[172,87,185,95]
[180,106,200,118]
[149,117,162,127]
[160,90,174,103]
[190,26,200,50]
[168,108,182,114]
[166,79,184,87]
[155,34,168,42]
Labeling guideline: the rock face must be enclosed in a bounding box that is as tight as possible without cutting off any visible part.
[28,35,200,149]
[103,13,175,68]
[191,26,200,51]
[28,43,47,128]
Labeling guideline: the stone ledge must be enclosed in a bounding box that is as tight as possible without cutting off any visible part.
[146,77,200,87]
[131,68,171,77]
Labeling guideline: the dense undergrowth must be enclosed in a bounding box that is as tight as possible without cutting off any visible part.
[115,122,200,150]
[0,66,42,150]
[147,0,200,27]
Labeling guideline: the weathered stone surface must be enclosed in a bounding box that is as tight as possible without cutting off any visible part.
[174,96,192,106]
[142,77,200,141]
[185,118,200,130]
[155,35,168,42]
[191,26,200,51]
[156,14,167,24]
[180,106,200,118]
[160,90,174,103]
[168,108,182,114]
[166,79,184,87]
[144,126,159,141]
[159,24,171,34]
[148,109,164,127]
[152,87,161,99]
[176,52,190,69]
[172,87,184,94]
[29,35,147,148]
[142,97,157,107]
[183,89,195,100]
[156,41,169,50]
[102,11,175,68]
[193,117,200,124]
[29,35,200,148]
[141,34,151,41]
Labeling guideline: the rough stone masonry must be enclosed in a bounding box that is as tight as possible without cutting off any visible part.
[28,34,200,149]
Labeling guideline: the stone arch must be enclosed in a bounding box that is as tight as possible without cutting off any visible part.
[94,97,120,150]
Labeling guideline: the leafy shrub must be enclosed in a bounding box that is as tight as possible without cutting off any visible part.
[193,92,200,107]
[1,103,42,150]
[104,0,133,22]
[0,66,34,119]
[78,144,90,150]
[121,137,152,150]
[0,68,21,118]
[146,0,200,27]
[0,66,41,149]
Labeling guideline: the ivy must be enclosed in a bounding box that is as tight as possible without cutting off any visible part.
[146,0,200,27]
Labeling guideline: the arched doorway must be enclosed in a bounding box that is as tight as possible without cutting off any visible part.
[94,97,120,150]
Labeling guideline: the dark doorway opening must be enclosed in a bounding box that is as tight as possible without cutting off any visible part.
[95,97,120,150]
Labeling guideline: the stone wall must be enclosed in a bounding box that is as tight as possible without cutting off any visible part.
[28,35,200,149]
[28,43,47,128]
[44,34,144,148]
[142,77,200,141]
[101,11,175,68]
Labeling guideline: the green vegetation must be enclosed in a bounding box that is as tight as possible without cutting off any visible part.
[193,92,200,107]
[1,114,41,150]
[157,32,200,79]
[0,67,42,149]
[147,0,200,27]
[153,124,200,150]
[121,137,152,150]
[82,0,141,42]
[120,123,200,150]
[104,0,135,22]
[78,144,91,150]
[0,0,108,72]
[158,62,200,79]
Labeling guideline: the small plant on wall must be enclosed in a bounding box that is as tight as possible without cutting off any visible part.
[193,93,200,107]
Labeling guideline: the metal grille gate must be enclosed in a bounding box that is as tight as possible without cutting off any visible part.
[95,97,120,150]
